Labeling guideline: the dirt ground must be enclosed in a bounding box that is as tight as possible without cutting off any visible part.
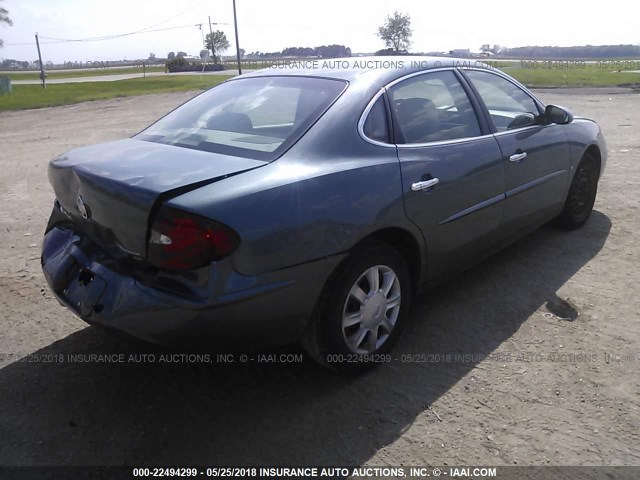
[0,88,638,467]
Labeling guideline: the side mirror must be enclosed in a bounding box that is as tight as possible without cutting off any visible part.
[545,105,573,125]
[507,112,537,130]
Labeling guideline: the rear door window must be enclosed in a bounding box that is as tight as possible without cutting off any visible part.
[362,96,390,143]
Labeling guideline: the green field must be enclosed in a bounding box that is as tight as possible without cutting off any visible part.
[0,75,233,111]
[502,63,640,88]
[0,66,166,81]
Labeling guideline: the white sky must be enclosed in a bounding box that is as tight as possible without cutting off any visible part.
[1,0,639,63]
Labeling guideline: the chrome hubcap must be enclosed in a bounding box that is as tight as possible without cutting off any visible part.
[342,265,401,354]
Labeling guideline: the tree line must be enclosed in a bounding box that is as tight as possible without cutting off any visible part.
[2,59,28,69]
[246,45,352,59]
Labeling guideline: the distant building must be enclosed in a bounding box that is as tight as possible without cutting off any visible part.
[449,49,471,57]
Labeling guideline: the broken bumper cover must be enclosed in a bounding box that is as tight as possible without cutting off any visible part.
[41,227,342,350]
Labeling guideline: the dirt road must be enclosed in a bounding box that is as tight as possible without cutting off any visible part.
[0,89,638,467]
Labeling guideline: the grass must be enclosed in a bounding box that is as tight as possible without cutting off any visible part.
[500,63,640,88]
[0,75,233,111]
[0,66,166,81]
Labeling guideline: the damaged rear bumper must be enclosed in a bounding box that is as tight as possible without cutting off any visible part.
[42,226,342,350]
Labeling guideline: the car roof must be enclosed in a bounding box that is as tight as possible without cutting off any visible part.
[238,56,495,85]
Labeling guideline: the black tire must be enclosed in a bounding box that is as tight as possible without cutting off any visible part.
[302,241,412,373]
[555,154,599,230]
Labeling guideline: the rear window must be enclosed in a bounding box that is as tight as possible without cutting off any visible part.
[136,76,346,161]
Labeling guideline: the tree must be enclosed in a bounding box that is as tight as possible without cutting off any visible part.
[377,11,412,53]
[167,52,175,60]
[205,31,230,63]
[480,44,491,53]
[0,0,13,48]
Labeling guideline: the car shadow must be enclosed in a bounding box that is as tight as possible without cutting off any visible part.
[0,212,611,466]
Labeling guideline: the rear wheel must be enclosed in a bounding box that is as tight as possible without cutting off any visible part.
[302,242,411,373]
[555,154,599,230]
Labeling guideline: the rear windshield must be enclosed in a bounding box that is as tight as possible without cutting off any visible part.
[136,76,347,161]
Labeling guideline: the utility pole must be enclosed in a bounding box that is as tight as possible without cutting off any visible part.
[34,33,46,89]
[232,0,242,75]
[208,16,214,59]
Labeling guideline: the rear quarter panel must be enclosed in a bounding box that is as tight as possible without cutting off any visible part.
[167,80,425,277]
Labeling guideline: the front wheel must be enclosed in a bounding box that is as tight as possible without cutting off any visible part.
[555,153,599,230]
[302,242,411,373]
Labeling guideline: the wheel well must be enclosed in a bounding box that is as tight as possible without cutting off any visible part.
[584,145,602,177]
[356,228,423,298]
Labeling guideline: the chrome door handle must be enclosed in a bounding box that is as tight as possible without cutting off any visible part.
[509,152,527,162]
[411,178,439,191]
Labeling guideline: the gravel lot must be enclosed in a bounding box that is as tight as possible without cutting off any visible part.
[0,89,638,467]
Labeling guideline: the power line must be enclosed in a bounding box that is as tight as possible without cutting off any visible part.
[40,24,200,43]
[5,20,233,47]
[5,24,202,46]
[129,4,199,35]
[39,4,208,42]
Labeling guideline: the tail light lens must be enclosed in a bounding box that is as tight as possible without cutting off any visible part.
[148,207,240,271]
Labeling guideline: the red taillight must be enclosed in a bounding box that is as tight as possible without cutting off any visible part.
[148,207,240,271]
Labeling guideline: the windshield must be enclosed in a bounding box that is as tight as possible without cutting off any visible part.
[136,76,347,161]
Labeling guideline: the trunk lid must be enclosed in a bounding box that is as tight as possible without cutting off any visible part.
[48,138,265,259]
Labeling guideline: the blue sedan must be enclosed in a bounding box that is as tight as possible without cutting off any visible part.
[42,57,607,371]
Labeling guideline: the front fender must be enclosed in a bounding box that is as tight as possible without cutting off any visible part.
[563,118,608,192]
